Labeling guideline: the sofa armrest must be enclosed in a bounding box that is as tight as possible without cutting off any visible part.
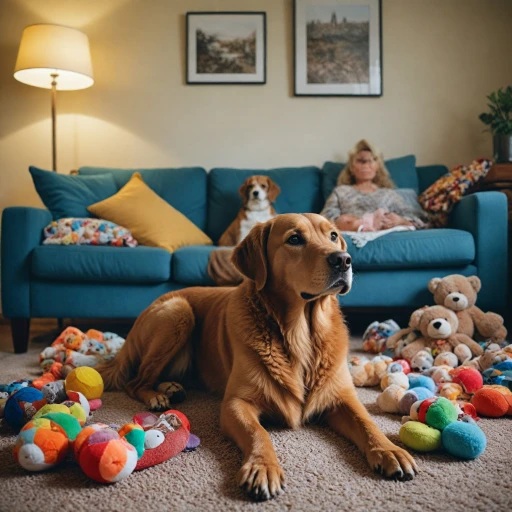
[448,192,508,312]
[1,207,52,318]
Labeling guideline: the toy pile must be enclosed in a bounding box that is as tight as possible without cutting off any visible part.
[38,326,126,384]
[2,360,200,484]
[350,274,511,460]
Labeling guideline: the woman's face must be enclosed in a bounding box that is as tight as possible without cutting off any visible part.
[351,150,377,183]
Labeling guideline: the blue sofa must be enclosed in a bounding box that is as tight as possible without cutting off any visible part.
[1,160,508,353]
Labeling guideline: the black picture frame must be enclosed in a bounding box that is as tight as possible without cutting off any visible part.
[186,11,267,85]
[293,0,383,97]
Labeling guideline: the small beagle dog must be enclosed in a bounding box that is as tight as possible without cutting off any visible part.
[218,175,280,246]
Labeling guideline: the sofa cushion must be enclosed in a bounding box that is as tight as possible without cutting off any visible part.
[32,245,171,283]
[88,173,212,253]
[29,166,118,220]
[172,246,217,286]
[207,166,322,243]
[79,166,208,231]
[344,229,475,270]
[322,155,418,201]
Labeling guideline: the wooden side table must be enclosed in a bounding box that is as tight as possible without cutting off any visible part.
[475,163,512,328]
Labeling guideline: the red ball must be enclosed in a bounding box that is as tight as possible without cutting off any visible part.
[471,387,511,417]
[450,367,483,394]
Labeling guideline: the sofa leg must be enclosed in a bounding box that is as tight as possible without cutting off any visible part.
[11,318,30,354]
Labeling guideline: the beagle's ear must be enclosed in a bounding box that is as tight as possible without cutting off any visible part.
[238,181,250,201]
[231,221,272,291]
[266,178,281,203]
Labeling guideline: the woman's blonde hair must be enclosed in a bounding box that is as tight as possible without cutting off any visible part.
[337,139,395,188]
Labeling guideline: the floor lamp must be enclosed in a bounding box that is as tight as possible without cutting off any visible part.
[14,24,94,172]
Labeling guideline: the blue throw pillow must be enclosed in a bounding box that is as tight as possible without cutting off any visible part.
[29,166,118,220]
[321,155,418,201]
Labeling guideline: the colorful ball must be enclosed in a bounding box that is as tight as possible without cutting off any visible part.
[4,387,47,431]
[399,421,441,452]
[77,429,138,483]
[14,412,81,471]
[408,374,436,393]
[442,421,486,459]
[65,367,104,400]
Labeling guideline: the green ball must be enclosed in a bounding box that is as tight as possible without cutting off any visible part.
[425,397,458,430]
[399,421,442,452]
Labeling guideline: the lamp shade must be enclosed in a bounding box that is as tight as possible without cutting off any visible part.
[14,24,94,90]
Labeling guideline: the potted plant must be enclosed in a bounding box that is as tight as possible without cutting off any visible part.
[479,86,512,163]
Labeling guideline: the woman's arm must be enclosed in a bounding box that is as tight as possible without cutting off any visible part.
[335,214,363,231]
[320,190,343,223]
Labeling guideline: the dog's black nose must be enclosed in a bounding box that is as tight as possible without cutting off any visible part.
[453,297,459,302]
[327,252,351,272]
[253,190,259,197]
[433,321,442,329]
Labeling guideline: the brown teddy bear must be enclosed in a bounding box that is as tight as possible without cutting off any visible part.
[428,274,507,343]
[400,305,483,362]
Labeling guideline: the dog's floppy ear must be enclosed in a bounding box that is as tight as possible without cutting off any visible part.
[238,180,250,201]
[231,221,271,291]
[266,178,281,203]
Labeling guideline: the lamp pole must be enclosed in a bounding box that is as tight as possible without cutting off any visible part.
[51,73,58,172]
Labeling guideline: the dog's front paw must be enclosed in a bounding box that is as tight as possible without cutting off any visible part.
[157,381,186,403]
[147,393,170,411]
[366,441,418,481]
[238,459,285,501]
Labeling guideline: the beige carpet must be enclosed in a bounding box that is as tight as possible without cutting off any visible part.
[1,339,511,512]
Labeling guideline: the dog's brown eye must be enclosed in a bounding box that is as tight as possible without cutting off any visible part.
[287,234,303,246]
[262,184,267,189]
[331,232,338,242]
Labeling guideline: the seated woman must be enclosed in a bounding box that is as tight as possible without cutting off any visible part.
[321,139,430,232]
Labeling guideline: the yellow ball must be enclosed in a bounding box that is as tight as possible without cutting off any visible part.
[399,421,441,452]
[65,367,104,400]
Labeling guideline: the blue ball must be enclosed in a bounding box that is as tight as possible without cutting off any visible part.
[408,373,436,393]
[442,421,487,460]
[4,387,44,431]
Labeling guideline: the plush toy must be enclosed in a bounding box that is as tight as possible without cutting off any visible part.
[423,365,453,385]
[410,349,434,372]
[428,274,507,343]
[464,344,512,372]
[349,355,392,387]
[393,359,412,374]
[65,367,104,400]
[408,396,459,430]
[380,370,409,391]
[0,379,31,395]
[362,319,400,354]
[449,367,483,395]
[433,352,458,368]
[399,306,483,362]
[14,412,82,471]
[441,421,486,459]
[40,380,67,404]
[399,421,442,452]
[399,387,435,415]
[438,382,463,401]
[376,384,407,413]
[471,385,512,417]
[408,373,436,393]
[4,387,47,432]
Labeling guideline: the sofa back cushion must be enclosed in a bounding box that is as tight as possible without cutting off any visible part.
[30,166,118,220]
[321,155,418,201]
[207,166,322,243]
[79,166,208,231]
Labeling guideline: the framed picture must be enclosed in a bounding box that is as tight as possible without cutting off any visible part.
[294,0,382,96]
[186,12,266,85]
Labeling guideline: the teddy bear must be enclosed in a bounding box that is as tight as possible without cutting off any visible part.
[348,355,392,387]
[428,274,507,343]
[399,305,483,362]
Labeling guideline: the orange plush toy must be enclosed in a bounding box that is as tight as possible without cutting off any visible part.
[471,385,512,417]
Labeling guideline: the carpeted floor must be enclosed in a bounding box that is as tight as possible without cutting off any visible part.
[1,337,511,512]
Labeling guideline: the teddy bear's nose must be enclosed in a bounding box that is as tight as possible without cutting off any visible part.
[453,297,459,302]
[433,321,442,329]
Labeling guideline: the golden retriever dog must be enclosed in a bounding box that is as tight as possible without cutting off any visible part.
[218,175,280,246]
[98,213,417,500]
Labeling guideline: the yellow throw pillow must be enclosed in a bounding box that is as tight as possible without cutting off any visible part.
[87,172,212,253]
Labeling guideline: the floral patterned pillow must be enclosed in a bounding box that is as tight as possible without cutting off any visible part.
[418,159,492,223]
[43,218,138,247]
